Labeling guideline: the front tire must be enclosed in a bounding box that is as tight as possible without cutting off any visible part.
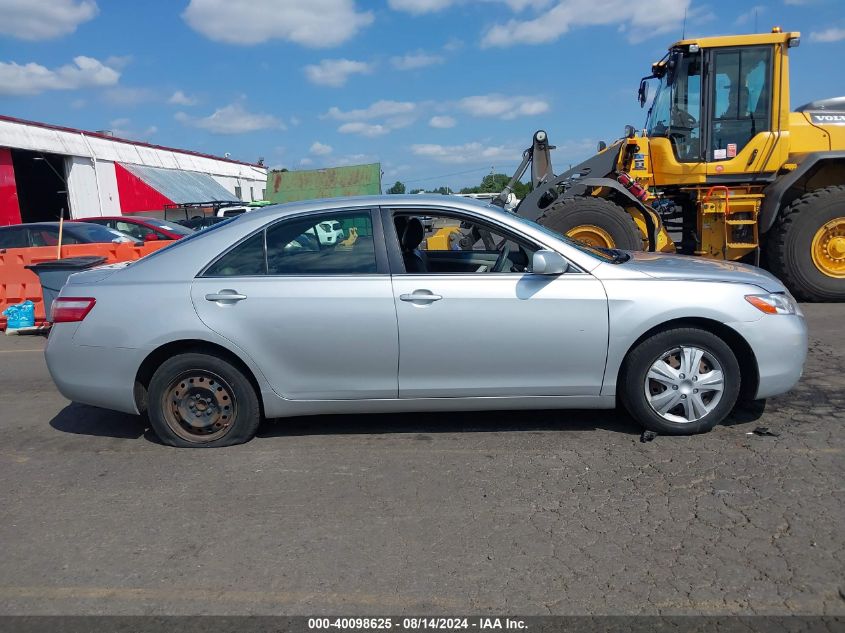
[620,328,741,435]
[538,197,643,251]
[148,352,261,448]
[766,185,845,301]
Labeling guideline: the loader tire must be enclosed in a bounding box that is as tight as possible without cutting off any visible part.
[538,197,643,251]
[766,185,845,301]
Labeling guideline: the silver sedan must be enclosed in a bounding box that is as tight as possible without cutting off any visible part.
[45,195,808,447]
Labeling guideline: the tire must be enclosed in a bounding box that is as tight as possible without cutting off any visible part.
[147,352,261,448]
[765,185,845,301]
[619,328,741,435]
[538,197,643,251]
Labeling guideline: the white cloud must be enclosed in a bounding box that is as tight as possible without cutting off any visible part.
[734,5,765,26]
[175,103,285,135]
[387,0,455,13]
[391,51,445,70]
[299,158,314,166]
[482,0,690,47]
[304,58,373,86]
[109,118,158,141]
[168,90,197,106]
[325,99,417,121]
[310,141,333,155]
[0,55,119,96]
[183,0,373,47]
[429,115,456,128]
[0,0,98,40]
[458,94,549,119]
[810,27,845,43]
[337,122,390,137]
[411,141,518,165]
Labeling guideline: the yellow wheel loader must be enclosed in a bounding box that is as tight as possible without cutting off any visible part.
[500,28,845,301]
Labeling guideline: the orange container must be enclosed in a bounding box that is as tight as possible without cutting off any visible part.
[0,241,170,329]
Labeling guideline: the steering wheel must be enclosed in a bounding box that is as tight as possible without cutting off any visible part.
[670,107,697,128]
[492,240,511,273]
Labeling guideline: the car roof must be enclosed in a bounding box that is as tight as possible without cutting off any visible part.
[0,221,84,229]
[246,194,499,220]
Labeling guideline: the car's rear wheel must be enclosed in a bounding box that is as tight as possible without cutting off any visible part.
[148,353,260,448]
[620,328,741,434]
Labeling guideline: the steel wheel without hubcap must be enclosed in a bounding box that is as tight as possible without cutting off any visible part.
[162,370,236,443]
[811,217,845,279]
[644,346,725,424]
[565,224,616,249]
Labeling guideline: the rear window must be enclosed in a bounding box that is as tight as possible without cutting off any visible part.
[65,223,129,243]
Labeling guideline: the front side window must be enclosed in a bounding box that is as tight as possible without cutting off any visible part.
[203,210,376,277]
[115,221,152,241]
[646,50,702,162]
[711,46,772,159]
[392,211,538,274]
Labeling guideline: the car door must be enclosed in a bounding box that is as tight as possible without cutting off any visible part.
[191,208,399,400]
[385,208,609,398]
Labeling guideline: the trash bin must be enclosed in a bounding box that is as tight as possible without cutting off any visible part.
[26,256,108,319]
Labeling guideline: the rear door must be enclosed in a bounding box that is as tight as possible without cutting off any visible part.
[191,208,399,400]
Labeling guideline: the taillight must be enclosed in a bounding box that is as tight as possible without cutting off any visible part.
[51,297,96,323]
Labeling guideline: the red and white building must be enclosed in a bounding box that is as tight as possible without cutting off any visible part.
[0,115,268,226]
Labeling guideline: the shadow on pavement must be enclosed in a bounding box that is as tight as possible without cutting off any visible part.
[259,408,642,439]
[49,403,147,440]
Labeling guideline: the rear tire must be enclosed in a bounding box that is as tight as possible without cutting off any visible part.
[148,352,261,448]
[538,197,643,251]
[766,185,845,301]
[620,328,741,435]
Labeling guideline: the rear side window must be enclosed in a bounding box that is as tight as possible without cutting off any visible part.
[0,227,27,249]
[202,210,377,277]
[204,233,266,277]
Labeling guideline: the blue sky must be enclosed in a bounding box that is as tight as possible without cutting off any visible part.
[0,0,843,191]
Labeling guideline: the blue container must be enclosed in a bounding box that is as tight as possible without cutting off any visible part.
[2,300,36,329]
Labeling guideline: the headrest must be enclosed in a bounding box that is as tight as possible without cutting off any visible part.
[400,217,425,251]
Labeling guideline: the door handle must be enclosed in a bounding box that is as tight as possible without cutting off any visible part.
[205,290,247,303]
[400,291,442,303]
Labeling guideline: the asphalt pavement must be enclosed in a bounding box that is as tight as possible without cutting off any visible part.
[0,305,842,615]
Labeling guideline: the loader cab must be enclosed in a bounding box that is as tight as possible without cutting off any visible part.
[641,29,798,184]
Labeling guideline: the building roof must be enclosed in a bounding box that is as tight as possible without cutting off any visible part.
[121,163,239,204]
[0,114,262,168]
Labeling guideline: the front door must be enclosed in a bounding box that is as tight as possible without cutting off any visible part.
[191,209,399,400]
[386,209,609,398]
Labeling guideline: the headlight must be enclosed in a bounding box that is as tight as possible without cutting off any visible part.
[745,293,798,315]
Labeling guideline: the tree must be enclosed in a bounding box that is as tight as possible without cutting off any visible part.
[386,181,406,194]
[460,173,532,199]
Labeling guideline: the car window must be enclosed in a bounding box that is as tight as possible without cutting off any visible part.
[391,211,537,274]
[30,227,83,246]
[266,211,376,275]
[114,221,150,241]
[0,227,27,249]
[203,211,377,277]
[204,233,266,277]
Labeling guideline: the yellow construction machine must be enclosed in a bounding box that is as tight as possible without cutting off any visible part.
[502,28,845,301]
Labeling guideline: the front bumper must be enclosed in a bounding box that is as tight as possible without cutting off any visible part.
[729,314,808,400]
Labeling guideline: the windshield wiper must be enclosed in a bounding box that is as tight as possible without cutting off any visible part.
[609,248,630,264]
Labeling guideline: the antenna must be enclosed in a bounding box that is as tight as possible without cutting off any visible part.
[754,8,759,33]
[682,7,687,39]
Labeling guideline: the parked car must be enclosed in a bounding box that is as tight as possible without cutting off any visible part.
[308,219,345,245]
[0,221,138,249]
[78,216,194,241]
[45,195,807,448]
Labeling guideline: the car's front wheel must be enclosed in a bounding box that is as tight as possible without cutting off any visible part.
[620,328,741,435]
[147,352,261,448]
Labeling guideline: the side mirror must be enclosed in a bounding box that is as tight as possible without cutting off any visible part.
[638,79,649,108]
[531,250,569,275]
[143,233,159,241]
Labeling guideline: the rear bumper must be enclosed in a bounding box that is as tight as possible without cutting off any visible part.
[729,314,808,400]
[45,323,142,415]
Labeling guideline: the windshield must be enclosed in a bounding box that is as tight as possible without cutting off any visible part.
[142,218,195,236]
[646,50,702,162]
[500,208,619,263]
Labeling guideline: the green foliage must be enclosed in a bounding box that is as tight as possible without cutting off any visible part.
[386,181,406,194]
[460,173,532,199]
